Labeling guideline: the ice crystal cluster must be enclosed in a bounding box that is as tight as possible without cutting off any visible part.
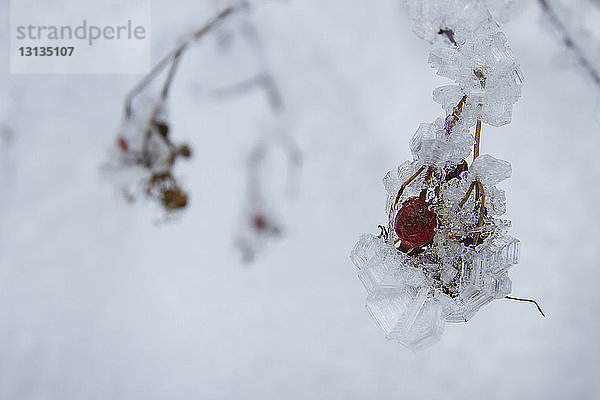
[350,0,523,350]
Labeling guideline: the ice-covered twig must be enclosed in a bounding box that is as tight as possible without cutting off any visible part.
[351,0,536,351]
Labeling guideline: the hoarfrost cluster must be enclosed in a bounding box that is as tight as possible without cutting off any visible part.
[351,0,524,350]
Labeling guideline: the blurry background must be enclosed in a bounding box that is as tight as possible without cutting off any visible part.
[1,0,599,399]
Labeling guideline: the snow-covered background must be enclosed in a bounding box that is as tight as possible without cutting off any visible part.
[1,0,599,399]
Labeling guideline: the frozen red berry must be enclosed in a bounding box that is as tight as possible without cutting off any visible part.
[394,196,437,251]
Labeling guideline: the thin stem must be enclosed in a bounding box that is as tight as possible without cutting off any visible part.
[237,16,285,112]
[387,165,427,239]
[125,55,173,118]
[473,119,482,162]
[123,6,239,119]
[193,7,237,39]
[159,47,185,101]
[505,296,546,317]
[393,166,426,211]
[210,73,283,112]
[142,48,186,157]
[472,181,485,245]
[459,181,476,208]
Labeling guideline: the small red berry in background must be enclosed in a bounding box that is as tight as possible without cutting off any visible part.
[252,214,268,231]
[394,196,437,251]
[117,137,129,152]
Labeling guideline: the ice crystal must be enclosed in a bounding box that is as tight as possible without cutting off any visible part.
[428,29,523,127]
[470,154,511,186]
[410,121,473,167]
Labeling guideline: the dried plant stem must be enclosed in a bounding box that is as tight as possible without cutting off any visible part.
[537,0,600,88]
[141,48,186,157]
[505,296,546,317]
[124,6,240,119]
[124,56,172,118]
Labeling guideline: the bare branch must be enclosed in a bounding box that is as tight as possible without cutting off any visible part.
[537,0,600,88]
[210,73,284,111]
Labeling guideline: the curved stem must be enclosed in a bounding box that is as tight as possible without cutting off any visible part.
[506,296,546,317]
[392,166,426,211]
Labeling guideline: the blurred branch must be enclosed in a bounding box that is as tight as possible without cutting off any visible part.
[116,6,241,212]
[115,1,301,236]
[537,0,600,88]
[232,14,302,262]
[124,6,240,118]
[0,123,13,144]
[211,73,284,111]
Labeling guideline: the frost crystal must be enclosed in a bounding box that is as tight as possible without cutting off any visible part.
[410,122,473,167]
[429,29,523,127]
[406,0,524,128]
[352,0,524,350]
[470,154,511,186]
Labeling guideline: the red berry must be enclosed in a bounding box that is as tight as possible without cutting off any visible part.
[252,214,267,231]
[117,137,128,152]
[394,196,437,251]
